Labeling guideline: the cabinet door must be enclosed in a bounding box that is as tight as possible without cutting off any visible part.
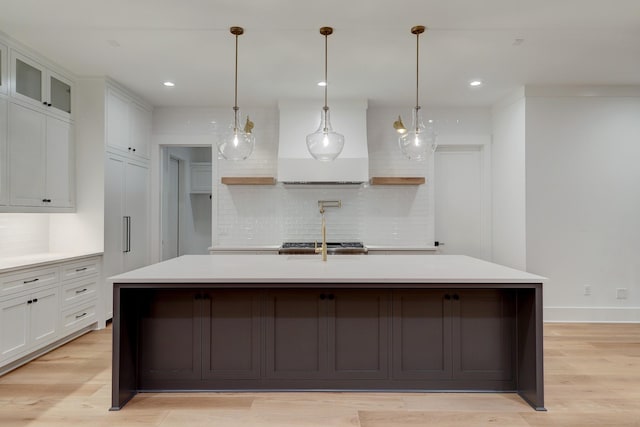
[0,42,7,95]
[106,88,130,154]
[8,103,46,206]
[0,295,30,361]
[0,97,7,205]
[201,290,261,380]
[11,50,46,108]
[104,153,126,318]
[328,290,389,379]
[29,286,59,348]
[124,160,149,271]
[45,116,73,207]
[48,70,72,119]
[392,290,453,380]
[265,290,328,378]
[138,290,201,383]
[452,289,516,381]
[129,101,151,159]
[190,162,212,193]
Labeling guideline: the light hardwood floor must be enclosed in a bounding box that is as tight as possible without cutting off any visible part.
[0,323,639,426]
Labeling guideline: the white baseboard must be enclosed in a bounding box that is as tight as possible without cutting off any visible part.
[544,306,640,323]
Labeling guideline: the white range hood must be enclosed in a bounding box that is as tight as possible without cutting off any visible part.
[277,100,369,184]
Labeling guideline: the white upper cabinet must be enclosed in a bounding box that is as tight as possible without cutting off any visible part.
[0,97,7,205]
[10,49,73,120]
[8,103,73,208]
[0,41,7,95]
[106,86,151,160]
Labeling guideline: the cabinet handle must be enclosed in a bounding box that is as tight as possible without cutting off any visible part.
[75,267,88,272]
[444,294,451,300]
[132,148,136,152]
[43,101,48,105]
[75,288,88,294]
[319,294,326,300]
[24,278,40,284]
[453,294,460,301]
[27,300,33,304]
[75,312,87,319]
[123,216,131,253]
[32,298,38,303]
[47,103,52,107]
[327,294,335,300]
[195,294,202,300]
[128,147,132,151]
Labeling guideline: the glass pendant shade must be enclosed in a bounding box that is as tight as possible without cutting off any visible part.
[217,26,255,161]
[306,107,344,161]
[218,109,255,160]
[399,107,436,161]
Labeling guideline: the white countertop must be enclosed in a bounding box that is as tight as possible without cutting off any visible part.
[0,252,103,274]
[110,254,545,284]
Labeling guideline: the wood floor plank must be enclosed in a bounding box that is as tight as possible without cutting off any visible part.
[0,323,638,426]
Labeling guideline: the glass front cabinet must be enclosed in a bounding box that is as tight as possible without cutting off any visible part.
[10,49,72,119]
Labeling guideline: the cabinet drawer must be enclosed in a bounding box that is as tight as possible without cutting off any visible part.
[60,258,100,282]
[61,277,98,308]
[1,267,58,298]
[61,302,97,334]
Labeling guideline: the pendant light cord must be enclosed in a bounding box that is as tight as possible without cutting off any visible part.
[233,32,239,128]
[415,30,420,110]
[324,32,328,111]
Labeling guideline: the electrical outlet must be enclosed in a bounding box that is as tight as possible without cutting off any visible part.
[584,285,592,296]
[616,288,628,300]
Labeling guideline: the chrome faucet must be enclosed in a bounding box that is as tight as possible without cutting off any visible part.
[315,200,341,261]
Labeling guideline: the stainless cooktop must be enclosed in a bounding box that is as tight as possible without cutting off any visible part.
[279,242,368,255]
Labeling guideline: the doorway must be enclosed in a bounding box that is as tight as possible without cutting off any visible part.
[161,146,212,260]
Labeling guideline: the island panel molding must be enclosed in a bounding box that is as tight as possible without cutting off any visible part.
[110,255,545,411]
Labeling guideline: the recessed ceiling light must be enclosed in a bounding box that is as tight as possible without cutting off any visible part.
[163,81,175,87]
[317,81,327,87]
[469,80,483,88]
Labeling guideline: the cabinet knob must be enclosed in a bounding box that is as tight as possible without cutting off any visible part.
[33,298,38,303]
[453,294,460,301]
[132,148,136,152]
[27,300,33,304]
[320,294,326,300]
[42,101,48,105]
[444,294,451,300]
[47,103,52,107]
[128,147,132,151]
[327,294,335,300]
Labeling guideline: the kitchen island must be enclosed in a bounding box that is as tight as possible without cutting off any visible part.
[110,255,545,411]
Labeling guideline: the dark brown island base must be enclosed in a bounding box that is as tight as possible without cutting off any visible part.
[110,255,546,411]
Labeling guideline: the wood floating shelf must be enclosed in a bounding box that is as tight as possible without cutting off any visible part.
[370,177,426,185]
[221,177,276,185]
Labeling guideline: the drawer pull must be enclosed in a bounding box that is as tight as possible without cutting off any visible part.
[24,278,40,284]
[75,312,88,319]
[75,267,88,272]
[75,288,88,294]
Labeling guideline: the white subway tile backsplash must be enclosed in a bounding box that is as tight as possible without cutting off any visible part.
[0,214,50,257]
[155,106,490,248]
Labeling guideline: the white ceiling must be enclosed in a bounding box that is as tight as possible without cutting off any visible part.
[1,0,639,108]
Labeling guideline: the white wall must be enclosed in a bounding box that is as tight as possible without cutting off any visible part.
[525,88,640,322]
[491,89,527,270]
[0,214,49,257]
[151,105,491,252]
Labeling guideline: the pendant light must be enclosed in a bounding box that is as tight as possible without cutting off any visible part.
[395,25,437,161]
[306,26,344,161]
[217,26,255,161]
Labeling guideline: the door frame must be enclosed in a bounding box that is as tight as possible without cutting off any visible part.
[434,134,492,260]
[161,151,186,260]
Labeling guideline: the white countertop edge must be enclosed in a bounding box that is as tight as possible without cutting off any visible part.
[208,246,438,252]
[0,252,104,274]
[110,254,547,284]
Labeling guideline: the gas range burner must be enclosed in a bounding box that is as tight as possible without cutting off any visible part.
[279,242,367,255]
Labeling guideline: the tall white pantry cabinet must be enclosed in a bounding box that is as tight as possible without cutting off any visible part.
[76,78,152,320]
